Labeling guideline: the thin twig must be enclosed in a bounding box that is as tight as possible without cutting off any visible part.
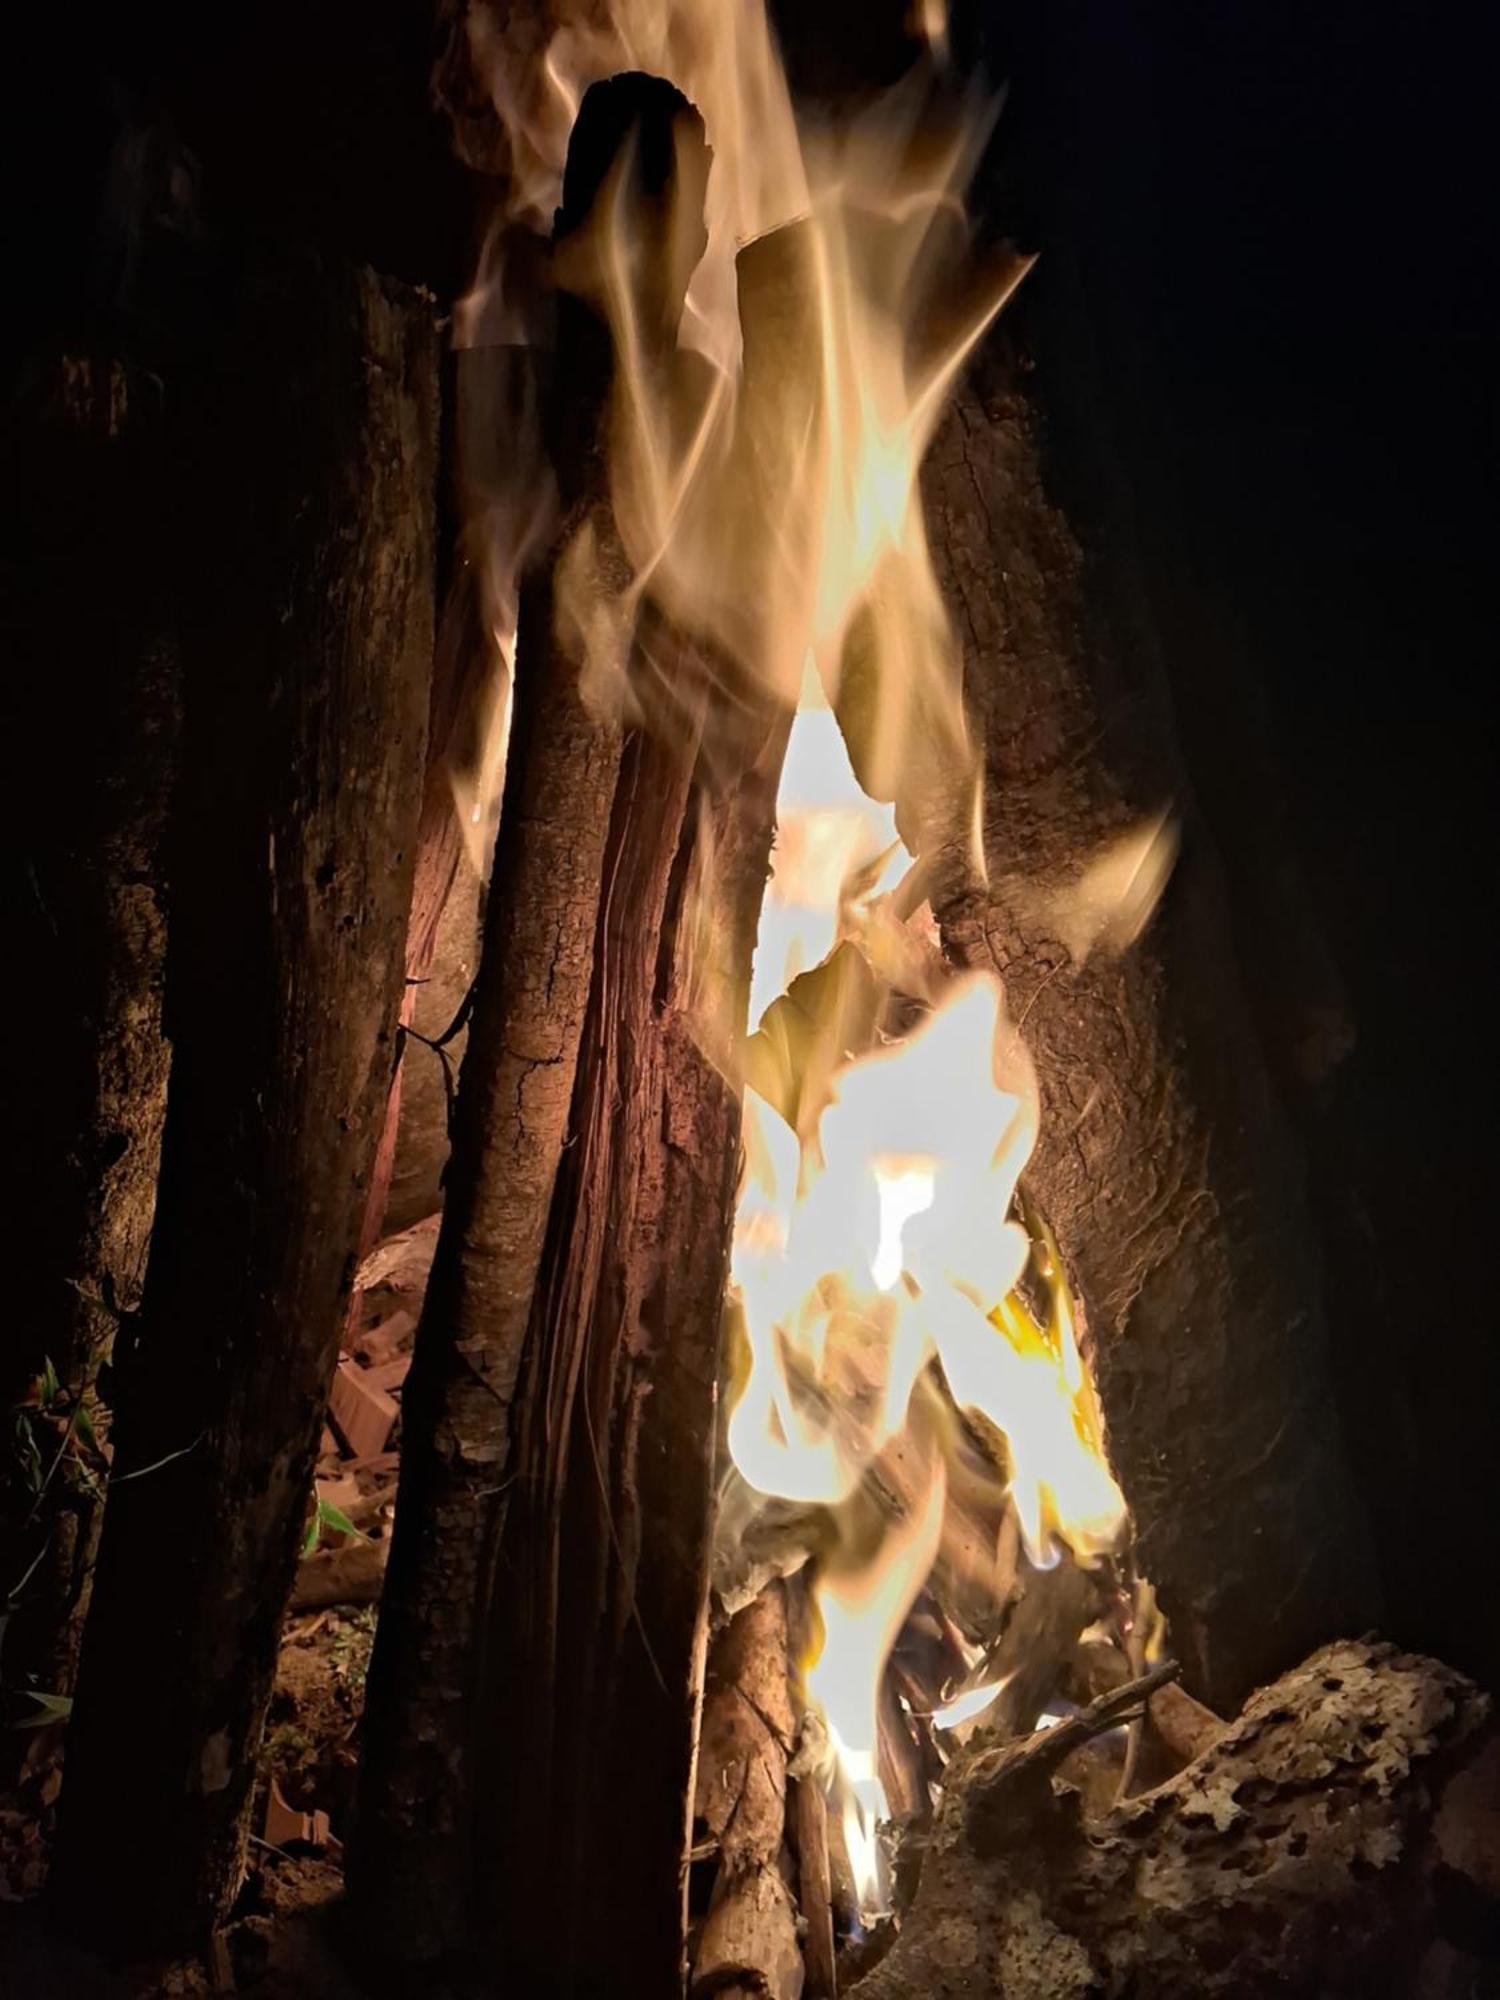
[967,1657,1181,1802]
[109,1433,203,1485]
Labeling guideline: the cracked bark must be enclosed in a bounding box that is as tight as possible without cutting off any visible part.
[49,255,437,1958]
[692,1586,802,2000]
[469,635,786,1995]
[353,482,627,1969]
[354,76,728,1979]
[849,1638,1495,1999]
[463,199,813,2000]
[925,307,1379,1710]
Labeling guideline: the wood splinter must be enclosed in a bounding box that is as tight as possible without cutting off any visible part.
[789,1772,837,2000]
[692,1586,803,2000]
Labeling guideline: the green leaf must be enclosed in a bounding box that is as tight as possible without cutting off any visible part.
[302,1511,320,1559]
[15,1690,72,1728]
[38,1359,60,1408]
[315,1495,365,1543]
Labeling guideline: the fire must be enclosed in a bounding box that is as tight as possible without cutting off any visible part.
[456,0,1150,1930]
[747,666,911,1032]
[730,946,1126,1907]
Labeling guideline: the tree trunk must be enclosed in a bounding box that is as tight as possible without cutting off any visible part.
[49,253,437,1958]
[1,357,177,1754]
[925,306,1380,1711]
[849,1638,1495,1999]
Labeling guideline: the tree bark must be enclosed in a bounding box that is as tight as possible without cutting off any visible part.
[467,653,784,1996]
[354,74,706,1972]
[849,1638,1495,1999]
[353,539,626,1963]
[693,1586,802,2000]
[1,356,177,1752]
[925,307,1380,1711]
[49,254,437,1958]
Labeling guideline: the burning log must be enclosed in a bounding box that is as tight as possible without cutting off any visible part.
[693,1586,803,2000]
[847,1638,1496,1998]
[925,313,1381,1710]
[2,355,176,1755]
[356,74,746,1980]
[49,254,437,1958]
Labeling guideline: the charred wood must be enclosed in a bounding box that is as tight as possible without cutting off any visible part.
[49,255,436,1958]
[849,1639,1496,1999]
[925,311,1380,1709]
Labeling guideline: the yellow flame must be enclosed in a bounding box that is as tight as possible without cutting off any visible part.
[806,1459,946,1909]
[749,661,914,1030]
[730,960,1125,1912]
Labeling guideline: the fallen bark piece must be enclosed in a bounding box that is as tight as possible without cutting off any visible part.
[262,1781,331,1852]
[346,1451,401,1480]
[354,1214,441,1297]
[355,1311,417,1368]
[329,1361,400,1461]
[1145,1676,1224,1769]
[849,1639,1495,1999]
[362,1353,413,1396]
[291,1539,389,1613]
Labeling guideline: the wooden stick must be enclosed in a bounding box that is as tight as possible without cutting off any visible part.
[790,1773,838,1999]
[692,1588,802,2000]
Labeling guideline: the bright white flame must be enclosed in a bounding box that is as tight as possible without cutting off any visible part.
[729,959,1126,1915]
[806,1460,947,1910]
[930,1673,1014,1731]
[749,666,914,1030]
[872,1164,936,1291]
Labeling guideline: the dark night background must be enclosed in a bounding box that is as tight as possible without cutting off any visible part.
[7,0,1495,1683]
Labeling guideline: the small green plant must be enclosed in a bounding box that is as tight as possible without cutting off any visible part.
[301,1490,367,1558]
